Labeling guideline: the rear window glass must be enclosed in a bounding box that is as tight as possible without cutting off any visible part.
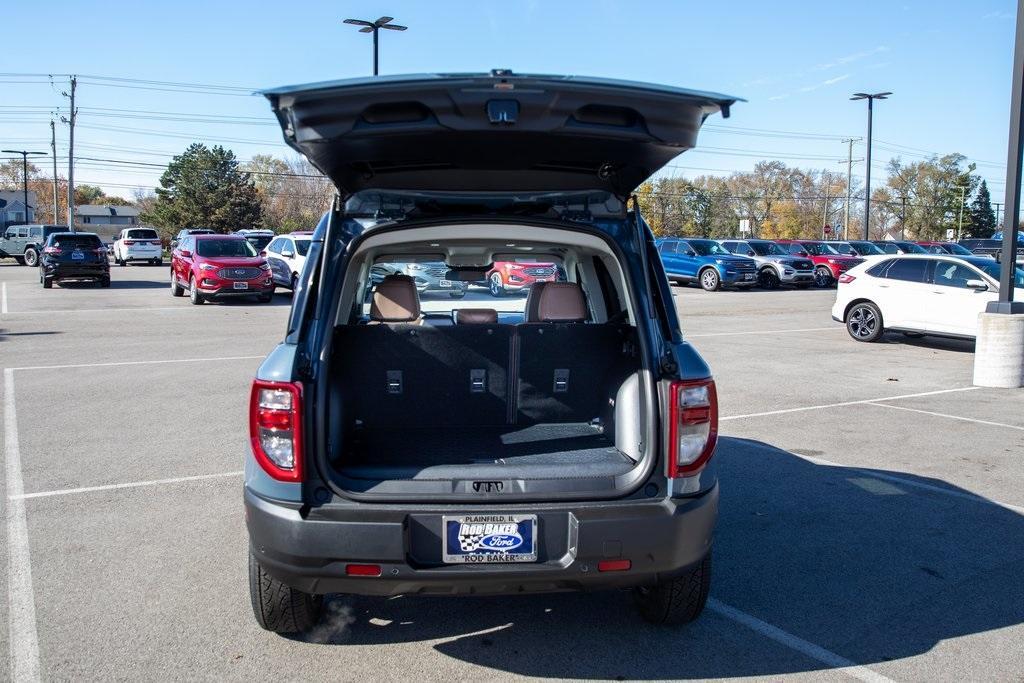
[51,235,101,248]
[126,229,158,240]
[295,239,311,256]
[884,258,928,283]
[195,239,258,258]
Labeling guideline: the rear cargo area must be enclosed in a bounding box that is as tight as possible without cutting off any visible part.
[327,319,644,490]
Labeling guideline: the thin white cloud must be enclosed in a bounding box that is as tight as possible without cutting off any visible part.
[797,73,851,93]
[813,46,889,71]
[983,10,1012,19]
[822,74,851,85]
[768,94,789,101]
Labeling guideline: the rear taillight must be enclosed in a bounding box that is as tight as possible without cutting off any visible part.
[124,240,136,245]
[249,380,303,482]
[43,246,62,255]
[150,240,162,246]
[94,248,107,256]
[838,274,856,284]
[667,379,718,478]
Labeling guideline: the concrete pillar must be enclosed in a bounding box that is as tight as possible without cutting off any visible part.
[973,313,1024,388]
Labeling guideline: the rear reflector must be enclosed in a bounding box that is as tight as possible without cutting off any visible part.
[345,564,382,577]
[597,559,631,572]
[667,379,718,478]
[249,379,303,482]
[838,274,856,284]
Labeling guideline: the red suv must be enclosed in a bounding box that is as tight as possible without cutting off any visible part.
[170,234,274,304]
[774,239,863,287]
[486,260,559,297]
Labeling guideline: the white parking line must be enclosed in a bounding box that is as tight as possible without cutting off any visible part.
[13,471,244,500]
[720,386,981,421]
[11,355,265,372]
[9,306,282,315]
[1,282,7,315]
[867,402,1024,432]
[3,369,42,682]
[708,598,893,683]
[688,326,840,338]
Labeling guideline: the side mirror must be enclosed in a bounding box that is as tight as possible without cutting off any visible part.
[965,279,989,291]
[746,250,755,256]
[797,251,809,257]
[179,249,192,258]
[259,250,267,257]
[282,249,294,258]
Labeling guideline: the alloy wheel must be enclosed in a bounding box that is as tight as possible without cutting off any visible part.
[849,306,876,338]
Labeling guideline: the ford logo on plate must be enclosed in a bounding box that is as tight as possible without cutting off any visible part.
[478,533,523,551]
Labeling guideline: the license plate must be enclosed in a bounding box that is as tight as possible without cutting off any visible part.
[71,251,84,260]
[233,282,248,290]
[443,514,537,564]
[742,274,755,281]
[439,279,452,288]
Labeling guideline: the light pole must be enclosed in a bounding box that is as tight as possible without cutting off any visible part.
[343,16,407,76]
[2,149,46,223]
[850,92,891,240]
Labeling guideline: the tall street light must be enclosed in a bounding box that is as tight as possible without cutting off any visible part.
[2,149,46,223]
[343,16,407,76]
[850,92,891,240]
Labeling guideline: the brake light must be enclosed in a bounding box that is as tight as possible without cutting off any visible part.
[150,240,162,246]
[667,379,718,478]
[838,274,856,284]
[249,380,303,482]
[597,559,632,572]
[43,246,62,255]
[124,240,136,245]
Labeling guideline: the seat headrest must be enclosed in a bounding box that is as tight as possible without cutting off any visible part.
[524,282,549,322]
[536,282,587,322]
[371,274,421,322]
[455,308,498,325]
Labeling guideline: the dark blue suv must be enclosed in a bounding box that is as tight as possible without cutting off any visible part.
[656,238,758,290]
[244,71,737,634]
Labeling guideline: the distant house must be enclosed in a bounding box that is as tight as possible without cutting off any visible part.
[0,190,38,229]
[76,204,140,227]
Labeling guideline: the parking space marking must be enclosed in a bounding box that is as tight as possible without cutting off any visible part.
[1,282,7,315]
[10,306,205,315]
[12,471,243,500]
[3,369,42,682]
[688,326,840,338]
[11,355,264,372]
[708,599,894,683]
[720,386,980,422]
[867,402,1024,432]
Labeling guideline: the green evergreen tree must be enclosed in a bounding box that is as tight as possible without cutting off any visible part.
[967,179,997,237]
[145,143,262,233]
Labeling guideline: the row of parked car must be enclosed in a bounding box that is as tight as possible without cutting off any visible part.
[654,236,1013,291]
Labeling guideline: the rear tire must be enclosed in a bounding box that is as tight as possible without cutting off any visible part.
[794,283,812,289]
[42,277,53,289]
[189,276,204,305]
[249,552,322,634]
[489,272,505,297]
[846,301,884,342]
[257,287,274,303]
[290,273,298,291]
[151,259,161,266]
[699,268,721,292]
[634,552,712,625]
[100,277,111,288]
[170,270,184,297]
[449,290,466,299]
[23,248,38,268]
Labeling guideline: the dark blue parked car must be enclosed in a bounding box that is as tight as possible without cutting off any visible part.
[245,71,738,633]
[656,238,758,291]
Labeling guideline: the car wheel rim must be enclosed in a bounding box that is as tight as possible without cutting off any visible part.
[490,273,502,295]
[702,272,716,288]
[815,269,830,286]
[849,307,876,338]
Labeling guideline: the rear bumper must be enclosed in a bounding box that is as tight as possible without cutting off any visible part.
[42,263,109,279]
[245,484,718,596]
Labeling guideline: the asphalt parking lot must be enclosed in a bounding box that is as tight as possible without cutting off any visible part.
[2,263,1023,681]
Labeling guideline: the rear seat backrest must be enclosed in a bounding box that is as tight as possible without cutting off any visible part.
[534,282,588,322]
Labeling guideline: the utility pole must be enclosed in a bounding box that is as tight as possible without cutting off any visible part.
[50,120,58,223]
[821,171,831,239]
[851,92,892,239]
[956,185,968,240]
[995,201,1003,228]
[1,149,46,223]
[843,138,854,240]
[900,196,908,240]
[61,76,77,231]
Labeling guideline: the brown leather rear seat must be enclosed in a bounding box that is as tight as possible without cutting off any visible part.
[455,308,498,324]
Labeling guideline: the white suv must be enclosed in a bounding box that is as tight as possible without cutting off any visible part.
[265,232,313,289]
[113,228,163,266]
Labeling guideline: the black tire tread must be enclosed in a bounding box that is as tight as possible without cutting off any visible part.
[248,553,322,634]
[634,553,711,625]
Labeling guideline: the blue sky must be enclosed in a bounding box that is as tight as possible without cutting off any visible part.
[1,0,1017,203]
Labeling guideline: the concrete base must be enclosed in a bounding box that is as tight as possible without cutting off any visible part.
[973,312,1024,388]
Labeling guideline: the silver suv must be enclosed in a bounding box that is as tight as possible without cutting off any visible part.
[719,239,814,289]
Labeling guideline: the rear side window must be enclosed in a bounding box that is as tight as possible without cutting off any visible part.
[866,259,894,277]
[883,258,928,283]
[294,239,311,256]
[658,241,677,254]
[932,262,980,288]
[29,227,42,238]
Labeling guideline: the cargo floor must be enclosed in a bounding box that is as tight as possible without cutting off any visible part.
[340,423,634,481]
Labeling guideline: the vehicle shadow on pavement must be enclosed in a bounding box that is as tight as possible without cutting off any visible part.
[108,280,173,290]
[301,436,1024,679]
[884,333,976,354]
